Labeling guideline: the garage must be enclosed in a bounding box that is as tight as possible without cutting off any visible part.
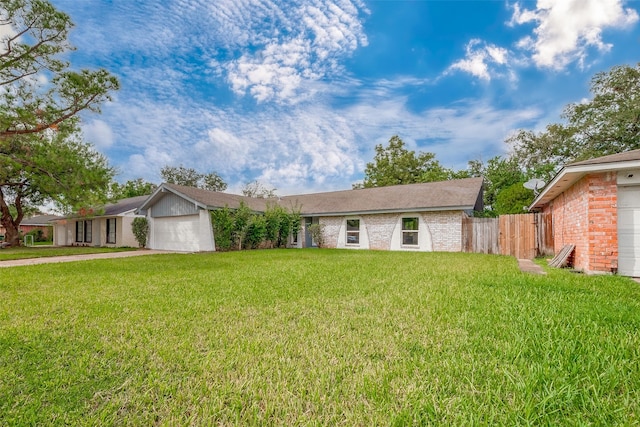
[617,185,640,277]
[152,215,201,252]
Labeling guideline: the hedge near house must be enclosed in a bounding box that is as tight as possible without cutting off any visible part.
[210,203,301,251]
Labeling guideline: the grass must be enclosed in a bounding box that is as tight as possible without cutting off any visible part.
[0,245,137,261]
[1,249,639,425]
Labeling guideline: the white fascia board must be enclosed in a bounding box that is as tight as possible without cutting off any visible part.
[530,159,640,210]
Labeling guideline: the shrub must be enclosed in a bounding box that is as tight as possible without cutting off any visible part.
[131,217,149,248]
[308,223,325,248]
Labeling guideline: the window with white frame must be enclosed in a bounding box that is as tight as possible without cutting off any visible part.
[346,219,360,245]
[402,217,419,246]
[106,218,116,244]
[76,220,92,243]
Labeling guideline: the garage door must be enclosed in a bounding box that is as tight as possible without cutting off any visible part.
[618,185,640,277]
[152,215,200,252]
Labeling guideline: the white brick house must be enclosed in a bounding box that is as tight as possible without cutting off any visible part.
[137,178,484,253]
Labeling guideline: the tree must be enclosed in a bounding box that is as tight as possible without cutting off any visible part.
[361,135,453,188]
[110,178,156,199]
[508,63,640,172]
[0,0,118,246]
[160,165,227,191]
[242,180,277,198]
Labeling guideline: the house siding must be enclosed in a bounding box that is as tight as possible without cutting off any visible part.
[545,172,617,273]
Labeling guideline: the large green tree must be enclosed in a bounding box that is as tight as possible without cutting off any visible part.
[110,178,156,199]
[160,165,227,192]
[360,135,454,188]
[0,0,119,246]
[508,63,640,172]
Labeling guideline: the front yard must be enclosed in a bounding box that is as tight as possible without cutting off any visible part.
[1,250,639,425]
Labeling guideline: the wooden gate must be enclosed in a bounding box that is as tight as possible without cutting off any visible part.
[499,214,536,259]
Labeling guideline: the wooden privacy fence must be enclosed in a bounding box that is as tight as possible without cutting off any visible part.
[463,212,554,259]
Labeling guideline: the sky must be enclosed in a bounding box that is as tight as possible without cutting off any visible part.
[48,0,640,195]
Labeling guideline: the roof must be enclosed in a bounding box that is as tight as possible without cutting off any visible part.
[140,178,484,216]
[54,195,149,221]
[530,149,640,209]
[103,195,149,216]
[20,214,62,226]
[282,177,484,215]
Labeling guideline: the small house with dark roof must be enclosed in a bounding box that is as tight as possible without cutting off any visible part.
[530,149,640,276]
[52,195,148,248]
[137,178,484,253]
[19,214,62,241]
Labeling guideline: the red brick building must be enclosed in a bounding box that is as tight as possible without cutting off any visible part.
[530,150,640,277]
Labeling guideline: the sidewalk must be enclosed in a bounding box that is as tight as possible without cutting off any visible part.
[518,258,547,275]
[0,250,173,268]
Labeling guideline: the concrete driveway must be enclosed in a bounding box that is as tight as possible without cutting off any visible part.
[0,249,174,268]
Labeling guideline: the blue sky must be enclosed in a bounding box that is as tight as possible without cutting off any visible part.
[49,0,640,195]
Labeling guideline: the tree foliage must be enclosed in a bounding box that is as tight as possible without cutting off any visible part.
[242,180,277,198]
[160,165,227,192]
[110,178,156,199]
[508,63,640,173]
[0,0,118,246]
[361,135,455,188]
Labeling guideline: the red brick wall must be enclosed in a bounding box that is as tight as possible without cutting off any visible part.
[544,172,617,273]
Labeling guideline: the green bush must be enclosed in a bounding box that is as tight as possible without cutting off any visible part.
[210,203,302,251]
[131,217,149,248]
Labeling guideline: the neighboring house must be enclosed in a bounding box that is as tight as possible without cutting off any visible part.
[137,178,484,253]
[530,149,640,277]
[20,214,62,240]
[52,196,148,248]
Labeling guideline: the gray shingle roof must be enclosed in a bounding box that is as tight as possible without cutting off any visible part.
[103,195,150,216]
[20,214,62,225]
[164,178,484,215]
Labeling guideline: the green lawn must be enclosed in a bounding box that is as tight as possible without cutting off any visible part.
[1,250,639,425]
[0,246,137,261]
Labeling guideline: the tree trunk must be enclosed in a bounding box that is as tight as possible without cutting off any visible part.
[1,218,20,247]
[0,189,23,247]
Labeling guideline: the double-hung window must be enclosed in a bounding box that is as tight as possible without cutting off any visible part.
[402,217,419,246]
[346,219,360,245]
[106,218,116,244]
[76,220,92,243]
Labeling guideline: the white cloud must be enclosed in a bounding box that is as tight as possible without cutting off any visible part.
[447,39,512,81]
[509,0,639,69]
[83,119,115,149]
[211,0,369,103]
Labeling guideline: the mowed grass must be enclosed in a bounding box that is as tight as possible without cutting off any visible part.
[1,250,639,425]
[0,246,137,261]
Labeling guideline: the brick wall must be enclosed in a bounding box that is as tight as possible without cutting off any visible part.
[319,210,463,252]
[423,211,464,252]
[545,172,617,273]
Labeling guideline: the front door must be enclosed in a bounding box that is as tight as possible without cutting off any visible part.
[304,217,318,248]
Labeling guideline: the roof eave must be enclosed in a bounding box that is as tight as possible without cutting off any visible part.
[530,159,640,210]
[302,205,476,217]
[136,183,208,213]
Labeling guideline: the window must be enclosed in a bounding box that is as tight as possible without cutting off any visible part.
[346,219,360,245]
[75,221,83,243]
[75,220,92,243]
[106,218,116,244]
[402,217,419,246]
